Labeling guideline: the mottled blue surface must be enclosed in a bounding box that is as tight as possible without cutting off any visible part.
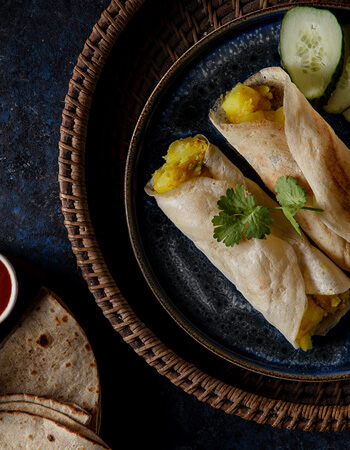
[2,1,350,448]
[0,0,109,277]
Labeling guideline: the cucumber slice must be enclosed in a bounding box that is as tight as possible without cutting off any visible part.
[343,107,350,122]
[324,25,350,113]
[280,7,343,100]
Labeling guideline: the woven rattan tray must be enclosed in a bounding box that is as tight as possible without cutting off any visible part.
[59,0,350,431]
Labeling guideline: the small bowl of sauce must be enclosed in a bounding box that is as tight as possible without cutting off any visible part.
[0,254,18,324]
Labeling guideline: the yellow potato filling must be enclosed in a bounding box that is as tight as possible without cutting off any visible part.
[152,136,210,194]
[296,292,349,351]
[221,83,284,125]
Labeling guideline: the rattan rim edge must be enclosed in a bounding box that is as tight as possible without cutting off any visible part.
[58,0,350,431]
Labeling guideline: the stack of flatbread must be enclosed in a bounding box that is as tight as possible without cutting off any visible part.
[0,287,110,449]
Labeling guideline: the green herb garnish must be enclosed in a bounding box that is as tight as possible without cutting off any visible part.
[212,176,323,246]
[212,185,273,246]
[274,176,323,235]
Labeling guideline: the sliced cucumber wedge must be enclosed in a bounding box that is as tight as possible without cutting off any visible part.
[324,25,350,114]
[280,7,343,100]
[343,107,350,122]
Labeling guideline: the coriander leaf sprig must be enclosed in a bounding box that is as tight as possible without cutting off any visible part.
[273,176,323,235]
[212,185,273,246]
[212,176,323,246]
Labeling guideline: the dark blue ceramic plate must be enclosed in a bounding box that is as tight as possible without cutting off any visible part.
[125,5,350,381]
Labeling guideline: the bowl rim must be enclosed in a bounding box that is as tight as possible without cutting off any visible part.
[124,3,350,382]
[0,254,18,323]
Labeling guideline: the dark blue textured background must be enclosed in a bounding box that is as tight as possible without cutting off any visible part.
[1,1,350,448]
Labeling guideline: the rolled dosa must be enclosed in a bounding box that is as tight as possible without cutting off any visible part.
[209,67,350,272]
[145,136,350,350]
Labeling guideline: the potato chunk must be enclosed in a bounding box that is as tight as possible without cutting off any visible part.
[152,136,209,194]
[221,83,284,125]
[296,292,348,351]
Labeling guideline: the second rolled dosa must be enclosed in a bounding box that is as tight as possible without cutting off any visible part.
[209,67,350,272]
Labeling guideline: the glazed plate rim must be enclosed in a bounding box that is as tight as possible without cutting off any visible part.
[125,3,350,382]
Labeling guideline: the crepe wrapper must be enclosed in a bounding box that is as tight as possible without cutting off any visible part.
[209,67,350,272]
[145,138,350,349]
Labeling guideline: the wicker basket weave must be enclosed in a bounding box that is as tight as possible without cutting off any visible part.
[59,0,350,432]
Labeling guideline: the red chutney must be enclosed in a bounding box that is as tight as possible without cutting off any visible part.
[0,260,11,315]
